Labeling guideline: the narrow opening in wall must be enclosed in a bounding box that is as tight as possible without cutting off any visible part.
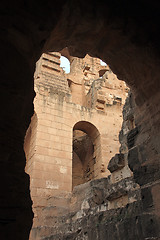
[100,59,107,66]
[99,69,107,78]
[60,56,70,73]
[72,121,101,190]
[72,130,94,188]
[67,78,72,88]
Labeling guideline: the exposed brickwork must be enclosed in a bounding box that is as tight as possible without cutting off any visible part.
[24,52,128,237]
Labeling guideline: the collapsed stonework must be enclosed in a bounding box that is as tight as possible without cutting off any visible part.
[24,51,129,238]
[29,88,156,240]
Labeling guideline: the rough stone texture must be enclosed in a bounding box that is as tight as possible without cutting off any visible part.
[29,90,160,240]
[29,93,144,239]
[1,1,160,239]
[31,177,141,240]
[24,52,127,237]
[42,201,156,240]
[107,153,125,173]
[30,91,158,240]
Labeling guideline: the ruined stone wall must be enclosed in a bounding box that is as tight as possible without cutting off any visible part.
[31,93,142,240]
[24,51,128,237]
[66,54,127,109]
[85,69,127,111]
[36,90,160,240]
[27,52,160,240]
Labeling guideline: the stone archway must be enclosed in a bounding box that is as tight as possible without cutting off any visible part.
[1,1,160,239]
[72,121,101,188]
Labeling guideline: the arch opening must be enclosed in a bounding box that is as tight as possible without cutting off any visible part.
[72,121,101,189]
[99,69,107,78]
[60,56,70,73]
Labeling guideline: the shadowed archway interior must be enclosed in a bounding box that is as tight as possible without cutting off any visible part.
[72,121,101,188]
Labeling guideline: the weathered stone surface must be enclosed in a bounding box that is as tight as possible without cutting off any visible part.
[133,163,160,186]
[127,127,139,149]
[128,147,139,171]
[29,74,160,240]
[70,178,109,212]
[105,177,138,201]
[24,51,128,236]
[141,186,153,211]
[108,153,125,173]
[30,172,141,239]
[41,201,160,240]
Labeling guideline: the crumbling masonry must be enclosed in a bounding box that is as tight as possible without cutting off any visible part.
[24,51,140,239]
